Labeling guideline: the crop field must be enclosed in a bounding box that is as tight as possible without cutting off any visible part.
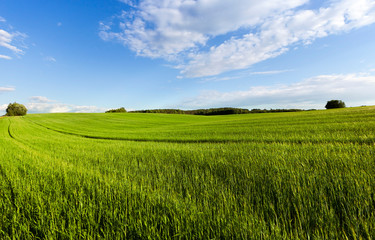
[1,106,375,239]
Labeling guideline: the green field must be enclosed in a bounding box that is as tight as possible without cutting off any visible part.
[1,106,375,239]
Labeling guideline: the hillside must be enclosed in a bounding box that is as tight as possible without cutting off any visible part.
[1,106,375,239]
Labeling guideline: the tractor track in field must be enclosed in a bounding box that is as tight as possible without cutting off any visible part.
[7,119,15,139]
[25,118,375,146]
[26,119,244,143]
[0,164,17,208]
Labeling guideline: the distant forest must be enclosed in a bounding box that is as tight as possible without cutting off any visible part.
[108,100,343,115]
[125,107,315,115]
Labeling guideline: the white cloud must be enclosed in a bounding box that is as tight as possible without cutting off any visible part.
[250,70,294,75]
[0,17,5,22]
[178,73,375,109]
[26,102,106,113]
[71,105,106,113]
[0,86,15,93]
[0,54,11,60]
[26,96,106,113]
[0,103,7,110]
[26,103,69,113]
[101,0,375,77]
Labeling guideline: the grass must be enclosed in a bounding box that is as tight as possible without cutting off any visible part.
[0,106,375,239]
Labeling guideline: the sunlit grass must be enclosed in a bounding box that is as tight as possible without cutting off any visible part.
[1,106,375,239]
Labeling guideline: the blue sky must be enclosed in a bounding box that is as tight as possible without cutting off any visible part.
[1,0,375,114]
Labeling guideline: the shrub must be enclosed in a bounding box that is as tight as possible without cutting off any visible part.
[325,100,346,109]
[5,102,27,116]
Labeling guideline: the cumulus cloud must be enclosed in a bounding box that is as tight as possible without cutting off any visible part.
[0,104,8,112]
[101,0,375,77]
[27,96,106,113]
[178,73,375,109]
[101,0,306,60]
[180,0,375,77]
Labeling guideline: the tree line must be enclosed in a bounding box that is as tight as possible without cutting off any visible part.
[106,100,346,115]
[1,100,346,117]
[128,107,307,115]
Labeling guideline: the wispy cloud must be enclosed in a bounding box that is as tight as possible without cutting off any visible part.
[101,0,375,78]
[250,70,294,75]
[118,0,137,7]
[0,54,11,60]
[178,72,375,109]
[199,75,243,83]
[0,19,27,57]
[0,29,25,54]
[29,96,55,103]
[27,96,106,113]
[199,69,293,82]
[0,86,15,93]
[44,56,57,62]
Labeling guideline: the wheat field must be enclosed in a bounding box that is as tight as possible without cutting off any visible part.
[1,107,374,239]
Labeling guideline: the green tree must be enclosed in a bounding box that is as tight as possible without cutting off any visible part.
[6,102,28,116]
[325,100,346,109]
